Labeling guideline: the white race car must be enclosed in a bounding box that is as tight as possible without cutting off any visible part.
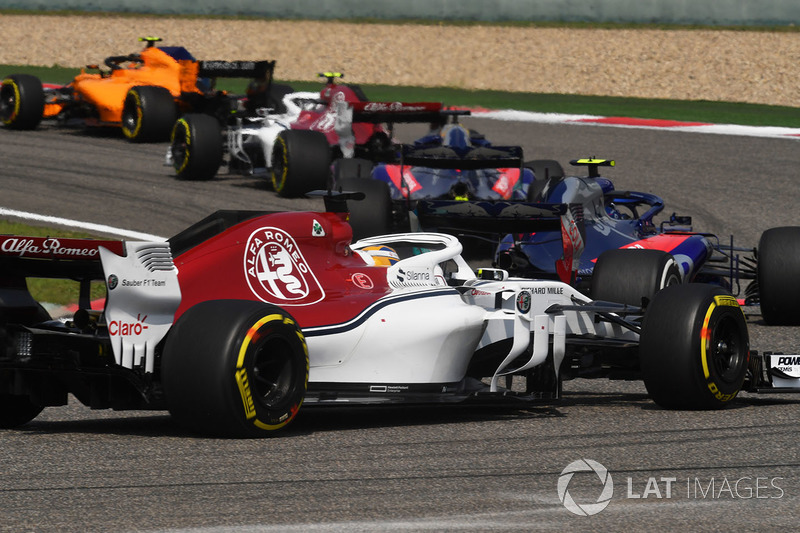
[1,196,797,436]
[166,72,443,197]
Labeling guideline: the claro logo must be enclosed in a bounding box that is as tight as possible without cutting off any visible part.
[243,226,324,305]
[109,314,149,336]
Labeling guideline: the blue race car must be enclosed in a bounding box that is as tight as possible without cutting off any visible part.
[333,111,562,242]
[341,147,800,326]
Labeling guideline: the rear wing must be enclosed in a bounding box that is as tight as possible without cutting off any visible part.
[397,144,523,170]
[0,236,124,312]
[0,234,181,371]
[334,102,469,157]
[0,236,124,278]
[415,200,564,234]
[348,102,466,124]
[415,200,586,284]
[197,60,275,81]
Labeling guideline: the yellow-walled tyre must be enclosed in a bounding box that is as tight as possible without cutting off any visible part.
[161,300,309,437]
[170,114,223,180]
[641,284,749,409]
[1,74,44,130]
[121,85,177,142]
[270,129,331,197]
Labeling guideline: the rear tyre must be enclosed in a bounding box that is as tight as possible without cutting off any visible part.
[338,177,393,241]
[170,114,223,180]
[757,226,800,325]
[640,284,749,409]
[161,300,309,437]
[333,157,374,183]
[270,129,331,197]
[0,394,43,428]
[1,74,45,130]
[591,249,681,306]
[121,85,177,142]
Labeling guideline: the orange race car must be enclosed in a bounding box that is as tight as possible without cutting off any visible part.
[0,37,275,142]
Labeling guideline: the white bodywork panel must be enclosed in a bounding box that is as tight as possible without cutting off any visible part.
[305,232,639,387]
[99,242,181,373]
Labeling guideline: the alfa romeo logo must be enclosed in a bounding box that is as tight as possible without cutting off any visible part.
[243,226,324,305]
[557,459,614,516]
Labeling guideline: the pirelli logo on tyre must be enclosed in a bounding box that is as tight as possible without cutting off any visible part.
[243,226,324,306]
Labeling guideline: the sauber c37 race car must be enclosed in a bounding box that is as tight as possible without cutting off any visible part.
[167,72,446,197]
[1,198,798,437]
[1,37,275,142]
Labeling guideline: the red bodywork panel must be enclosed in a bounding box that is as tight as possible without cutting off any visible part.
[291,83,386,146]
[173,211,392,329]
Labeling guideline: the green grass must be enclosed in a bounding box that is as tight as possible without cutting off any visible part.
[4,63,799,128]
[0,220,107,307]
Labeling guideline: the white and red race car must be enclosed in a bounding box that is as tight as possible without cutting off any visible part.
[0,196,797,436]
[167,71,444,197]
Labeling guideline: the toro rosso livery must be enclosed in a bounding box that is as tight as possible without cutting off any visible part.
[334,111,542,240]
[1,204,799,437]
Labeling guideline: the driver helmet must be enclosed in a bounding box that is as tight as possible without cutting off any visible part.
[356,245,400,267]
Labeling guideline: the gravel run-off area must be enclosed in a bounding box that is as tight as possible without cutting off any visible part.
[0,14,798,107]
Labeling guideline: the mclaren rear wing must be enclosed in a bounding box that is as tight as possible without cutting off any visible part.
[197,60,275,81]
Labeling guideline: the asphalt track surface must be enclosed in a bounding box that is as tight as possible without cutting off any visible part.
[1,118,799,532]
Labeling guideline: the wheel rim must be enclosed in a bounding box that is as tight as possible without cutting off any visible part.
[121,95,140,137]
[251,336,297,409]
[122,106,137,132]
[708,314,746,383]
[171,124,189,171]
[271,139,287,191]
[0,83,17,122]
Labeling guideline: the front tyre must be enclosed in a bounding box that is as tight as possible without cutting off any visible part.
[591,249,682,306]
[757,226,800,325]
[161,300,309,437]
[271,129,331,197]
[1,74,45,130]
[640,284,749,410]
[121,85,177,142]
[170,114,223,180]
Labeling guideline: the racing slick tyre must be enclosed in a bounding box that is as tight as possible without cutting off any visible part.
[121,85,177,142]
[591,249,682,306]
[757,226,800,325]
[0,394,43,428]
[525,159,564,201]
[1,74,45,130]
[271,129,331,197]
[640,284,749,409]
[161,300,309,437]
[338,177,393,241]
[170,114,223,180]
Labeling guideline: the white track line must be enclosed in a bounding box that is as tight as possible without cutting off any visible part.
[0,207,165,241]
[472,110,800,140]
